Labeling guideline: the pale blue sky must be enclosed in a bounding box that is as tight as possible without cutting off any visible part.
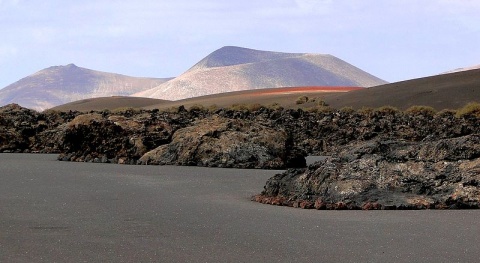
[0,0,479,88]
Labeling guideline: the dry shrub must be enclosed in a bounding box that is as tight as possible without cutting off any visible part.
[305,105,334,114]
[358,107,374,115]
[160,106,182,113]
[266,103,284,111]
[374,106,401,115]
[316,100,328,107]
[456,102,480,118]
[405,106,436,116]
[247,103,263,112]
[227,103,263,112]
[206,104,219,112]
[229,103,249,112]
[188,104,206,112]
[111,107,140,115]
[436,109,457,117]
[296,96,309,105]
[339,106,355,114]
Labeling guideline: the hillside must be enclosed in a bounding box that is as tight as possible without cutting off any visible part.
[323,68,480,110]
[443,64,480,74]
[51,96,170,112]
[133,46,387,100]
[0,64,171,111]
[52,67,480,112]
[51,86,360,112]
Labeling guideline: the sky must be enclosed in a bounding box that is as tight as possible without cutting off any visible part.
[0,0,479,88]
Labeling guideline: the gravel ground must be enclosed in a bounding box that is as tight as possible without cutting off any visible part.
[1,154,479,262]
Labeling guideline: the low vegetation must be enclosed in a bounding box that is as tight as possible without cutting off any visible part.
[456,102,480,118]
[153,101,480,118]
[111,107,141,115]
[374,106,401,115]
[404,105,436,116]
[295,96,309,105]
[436,109,457,117]
[339,106,355,114]
[305,105,334,113]
[188,104,207,112]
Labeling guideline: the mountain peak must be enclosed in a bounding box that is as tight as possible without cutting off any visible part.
[43,63,81,73]
[0,65,171,111]
[135,46,387,100]
[187,46,306,72]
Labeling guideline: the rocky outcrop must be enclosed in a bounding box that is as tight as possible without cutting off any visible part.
[0,104,77,153]
[0,104,38,152]
[253,135,480,209]
[2,103,479,208]
[139,116,304,169]
[57,111,181,164]
[2,103,480,175]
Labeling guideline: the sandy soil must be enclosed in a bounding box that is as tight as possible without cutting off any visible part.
[1,154,479,262]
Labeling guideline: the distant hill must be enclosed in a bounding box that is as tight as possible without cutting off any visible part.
[50,96,170,112]
[49,66,480,112]
[0,64,172,111]
[442,64,480,74]
[323,68,480,110]
[133,46,387,100]
[52,86,360,112]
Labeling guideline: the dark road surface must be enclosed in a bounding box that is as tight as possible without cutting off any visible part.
[1,154,479,262]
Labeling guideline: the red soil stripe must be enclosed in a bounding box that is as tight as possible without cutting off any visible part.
[249,86,362,96]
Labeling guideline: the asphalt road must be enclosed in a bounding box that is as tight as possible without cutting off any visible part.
[1,154,479,262]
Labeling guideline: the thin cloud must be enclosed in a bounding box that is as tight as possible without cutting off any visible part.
[0,0,478,88]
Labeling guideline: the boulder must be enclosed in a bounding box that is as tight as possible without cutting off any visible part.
[254,135,480,209]
[57,112,175,164]
[139,116,298,169]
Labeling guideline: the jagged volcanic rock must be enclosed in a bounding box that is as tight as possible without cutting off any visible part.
[0,104,78,153]
[138,116,303,169]
[57,110,182,164]
[253,135,480,209]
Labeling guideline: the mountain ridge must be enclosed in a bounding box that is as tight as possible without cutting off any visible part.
[134,46,387,100]
[0,64,171,111]
[187,46,305,71]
